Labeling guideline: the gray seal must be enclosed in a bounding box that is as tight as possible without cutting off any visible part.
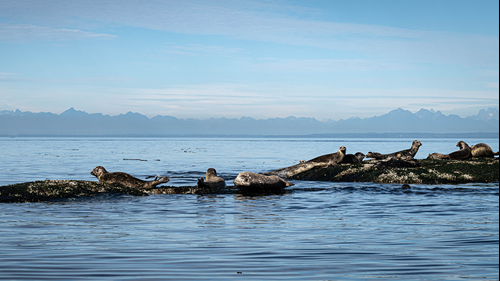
[196,168,226,189]
[234,172,294,192]
[265,146,347,178]
[90,166,169,188]
[366,140,422,160]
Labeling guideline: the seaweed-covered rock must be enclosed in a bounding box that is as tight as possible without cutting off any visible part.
[0,180,146,203]
[0,180,235,203]
[374,159,421,170]
[290,158,499,184]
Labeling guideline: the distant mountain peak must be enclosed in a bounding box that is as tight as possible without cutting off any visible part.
[415,108,443,119]
[61,107,88,116]
[467,107,499,122]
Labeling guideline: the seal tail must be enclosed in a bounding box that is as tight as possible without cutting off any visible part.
[494,151,499,156]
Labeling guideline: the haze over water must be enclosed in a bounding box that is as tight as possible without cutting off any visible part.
[0,137,498,280]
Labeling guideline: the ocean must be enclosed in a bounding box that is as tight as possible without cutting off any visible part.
[0,137,498,280]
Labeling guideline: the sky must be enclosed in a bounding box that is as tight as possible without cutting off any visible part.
[0,0,498,120]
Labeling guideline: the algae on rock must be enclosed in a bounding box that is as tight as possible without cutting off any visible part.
[0,180,233,203]
[290,158,499,184]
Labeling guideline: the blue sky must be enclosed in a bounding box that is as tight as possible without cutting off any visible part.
[0,0,498,120]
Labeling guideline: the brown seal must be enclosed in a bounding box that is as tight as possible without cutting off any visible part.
[470,143,499,158]
[265,146,347,178]
[196,168,226,189]
[448,141,472,160]
[366,140,422,160]
[90,166,169,188]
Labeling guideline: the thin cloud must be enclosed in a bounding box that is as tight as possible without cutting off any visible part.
[486,82,499,89]
[163,44,244,56]
[2,0,497,66]
[248,58,413,72]
[0,23,116,43]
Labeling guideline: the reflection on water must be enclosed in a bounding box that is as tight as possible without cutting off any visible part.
[0,138,498,280]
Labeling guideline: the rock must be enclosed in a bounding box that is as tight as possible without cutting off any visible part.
[374,159,421,170]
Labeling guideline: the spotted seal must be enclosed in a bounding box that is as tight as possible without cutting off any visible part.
[90,166,169,188]
[233,172,293,192]
[470,143,499,158]
[265,146,347,178]
[366,140,422,160]
[196,168,226,189]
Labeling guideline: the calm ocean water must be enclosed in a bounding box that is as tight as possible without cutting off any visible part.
[0,137,498,280]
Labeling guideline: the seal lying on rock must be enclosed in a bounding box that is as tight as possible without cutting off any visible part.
[449,141,472,160]
[366,140,422,160]
[470,143,499,158]
[427,152,450,160]
[427,141,471,160]
[91,166,169,189]
[265,146,347,178]
[234,172,293,192]
[196,168,226,189]
[341,152,366,164]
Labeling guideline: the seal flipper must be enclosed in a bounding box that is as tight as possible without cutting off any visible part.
[151,176,170,186]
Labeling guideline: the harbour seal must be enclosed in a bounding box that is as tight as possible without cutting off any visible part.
[470,143,498,158]
[265,146,347,178]
[427,141,472,160]
[90,166,170,189]
[366,140,422,160]
[341,152,366,164]
[447,141,472,160]
[427,152,450,160]
[196,168,226,189]
[233,172,293,192]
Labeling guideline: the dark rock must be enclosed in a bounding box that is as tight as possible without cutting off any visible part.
[374,159,421,170]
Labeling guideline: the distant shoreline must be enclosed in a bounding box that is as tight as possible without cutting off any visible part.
[1,132,499,138]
